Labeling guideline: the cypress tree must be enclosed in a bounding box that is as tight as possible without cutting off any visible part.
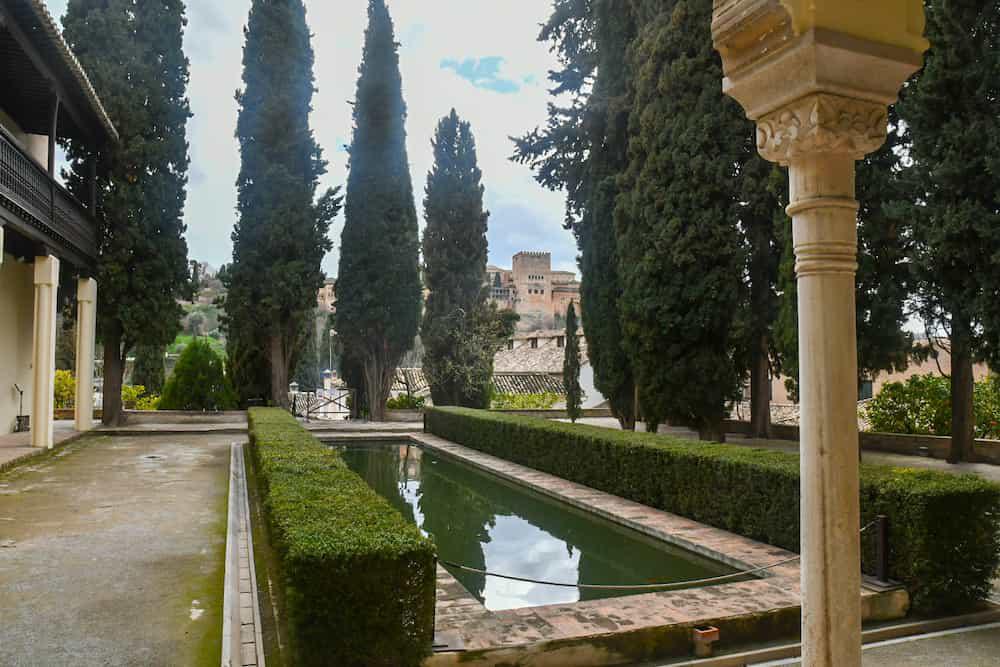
[132,345,166,394]
[63,0,192,426]
[224,0,341,408]
[738,158,784,439]
[421,110,495,408]
[513,0,638,429]
[336,0,422,422]
[616,0,744,440]
[563,302,583,422]
[896,0,1000,462]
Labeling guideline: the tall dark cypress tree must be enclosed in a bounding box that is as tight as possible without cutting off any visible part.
[225,0,340,408]
[336,0,422,422]
[421,110,496,407]
[738,157,784,439]
[63,0,192,425]
[896,0,1000,462]
[132,345,166,394]
[563,302,583,422]
[616,0,744,440]
[513,0,638,429]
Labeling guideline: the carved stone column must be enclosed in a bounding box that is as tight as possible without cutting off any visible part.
[75,278,98,431]
[32,255,60,449]
[712,2,927,665]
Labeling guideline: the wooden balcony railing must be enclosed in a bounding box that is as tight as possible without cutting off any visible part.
[0,123,98,265]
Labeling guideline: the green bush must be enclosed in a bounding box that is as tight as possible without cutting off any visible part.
[159,338,236,411]
[491,392,562,410]
[54,370,76,409]
[863,373,1000,439]
[425,407,1000,614]
[386,394,425,410]
[248,408,436,666]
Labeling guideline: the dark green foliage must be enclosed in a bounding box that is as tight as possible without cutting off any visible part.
[864,374,1000,440]
[336,0,422,422]
[895,0,1000,462]
[132,345,166,395]
[63,0,192,425]
[426,407,1000,614]
[224,0,340,408]
[563,302,583,421]
[159,339,235,411]
[292,315,321,391]
[422,111,510,408]
[248,408,436,666]
[513,0,637,429]
[615,1,744,438]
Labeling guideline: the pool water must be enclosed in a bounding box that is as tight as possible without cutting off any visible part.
[338,443,744,611]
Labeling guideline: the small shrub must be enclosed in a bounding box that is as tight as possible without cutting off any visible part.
[121,384,148,409]
[387,394,425,410]
[54,370,76,409]
[426,407,1000,614]
[491,392,562,410]
[864,373,1000,439]
[249,408,436,666]
[159,338,236,411]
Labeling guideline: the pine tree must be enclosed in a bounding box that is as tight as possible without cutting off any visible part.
[63,0,192,426]
[512,0,638,429]
[336,0,422,422]
[421,111,502,408]
[224,0,340,409]
[895,0,1000,462]
[616,0,744,440]
[563,302,583,422]
[132,345,166,394]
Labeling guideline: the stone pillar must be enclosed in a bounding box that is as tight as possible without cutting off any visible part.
[32,255,60,449]
[712,3,927,665]
[75,278,98,431]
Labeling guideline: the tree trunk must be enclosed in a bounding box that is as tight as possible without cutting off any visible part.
[699,419,726,443]
[269,334,290,410]
[949,321,975,464]
[102,323,125,426]
[363,355,390,423]
[749,332,772,439]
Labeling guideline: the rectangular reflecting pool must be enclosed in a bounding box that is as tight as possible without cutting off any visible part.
[336,442,747,611]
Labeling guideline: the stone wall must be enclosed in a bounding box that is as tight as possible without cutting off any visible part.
[0,254,35,433]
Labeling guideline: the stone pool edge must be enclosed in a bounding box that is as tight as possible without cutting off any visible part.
[325,431,909,665]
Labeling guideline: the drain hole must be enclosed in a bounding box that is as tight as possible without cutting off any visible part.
[141,454,166,461]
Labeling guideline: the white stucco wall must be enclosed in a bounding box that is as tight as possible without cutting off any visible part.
[0,254,35,433]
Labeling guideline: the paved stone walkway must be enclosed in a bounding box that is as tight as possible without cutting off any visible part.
[0,433,233,666]
[0,420,81,470]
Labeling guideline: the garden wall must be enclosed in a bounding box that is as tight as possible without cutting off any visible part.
[248,408,436,666]
[426,407,1000,615]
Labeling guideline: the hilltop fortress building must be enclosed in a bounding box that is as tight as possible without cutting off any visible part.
[488,252,580,331]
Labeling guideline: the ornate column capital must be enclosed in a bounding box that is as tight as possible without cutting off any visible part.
[756,94,888,165]
[712,0,927,126]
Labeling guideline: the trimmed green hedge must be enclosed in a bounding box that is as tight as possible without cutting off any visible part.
[426,407,1000,614]
[248,408,436,666]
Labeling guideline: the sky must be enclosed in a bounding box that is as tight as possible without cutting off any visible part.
[47,0,577,277]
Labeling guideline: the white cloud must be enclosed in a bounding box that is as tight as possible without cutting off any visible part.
[47,0,576,277]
